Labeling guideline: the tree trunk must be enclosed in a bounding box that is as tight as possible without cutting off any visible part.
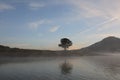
[64,48,67,51]
[64,48,67,54]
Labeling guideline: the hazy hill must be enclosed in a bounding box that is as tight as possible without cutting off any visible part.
[77,36,120,55]
[1,36,120,57]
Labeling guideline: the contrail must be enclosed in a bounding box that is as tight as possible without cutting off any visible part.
[73,17,120,38]
[79,18,119,35]
[81,17,119,34]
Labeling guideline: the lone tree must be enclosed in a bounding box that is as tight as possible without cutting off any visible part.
[59,38,72,51]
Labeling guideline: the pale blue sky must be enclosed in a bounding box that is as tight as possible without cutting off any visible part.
[0,0,120,50]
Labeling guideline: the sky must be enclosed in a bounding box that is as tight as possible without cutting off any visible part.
[0,0,120,50]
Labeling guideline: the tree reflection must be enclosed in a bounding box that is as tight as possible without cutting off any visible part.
[60,60,73,75]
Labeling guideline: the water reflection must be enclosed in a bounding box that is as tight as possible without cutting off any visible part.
[59,60,73,75]
[0,55,120,80]
[104,64,120,80]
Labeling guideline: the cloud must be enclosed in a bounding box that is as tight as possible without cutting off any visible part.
[67,0,120,40]
[62,0,120,23]
[78,17,120,34]
[29,2,45,10]
[72,17,120,38]
[84,17,119,33]
[28,19,53,29]
[49,26,60,32]
[0,3,15,12]
[70,0,103,17]
[97,18,120,31]
[28,20,45,29]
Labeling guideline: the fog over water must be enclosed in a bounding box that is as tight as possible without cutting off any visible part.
[0,53,120,80]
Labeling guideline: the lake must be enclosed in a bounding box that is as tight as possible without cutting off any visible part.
[0,54,120,80]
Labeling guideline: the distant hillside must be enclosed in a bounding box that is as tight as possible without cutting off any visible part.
[0,45,59,57]
[1,36,120,57]
[0,45,75,57]
[77,36,120,55]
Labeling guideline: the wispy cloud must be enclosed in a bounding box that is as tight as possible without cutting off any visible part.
[28,20,45,29]
[97,18,120,31]
[29,2,45,10]
[28,19,53,29]
[85,17,119,33]
[63,0,120,22]
[69,0,104,18]
[72,17,120,39]
[67,0,120,40]
[0,3,15,12]
[49,26,60,32]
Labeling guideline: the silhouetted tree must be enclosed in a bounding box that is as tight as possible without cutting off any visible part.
[59,38,72,51]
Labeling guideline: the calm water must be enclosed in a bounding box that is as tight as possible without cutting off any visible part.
[0,54,120,80]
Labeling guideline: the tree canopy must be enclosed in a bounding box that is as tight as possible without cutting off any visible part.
[59,38,72,51]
